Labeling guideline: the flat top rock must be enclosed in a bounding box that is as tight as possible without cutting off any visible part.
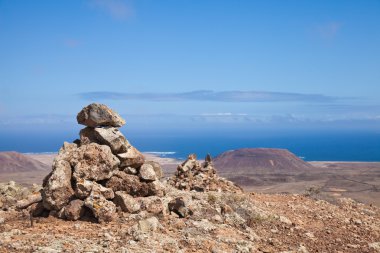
[77,103,126,127]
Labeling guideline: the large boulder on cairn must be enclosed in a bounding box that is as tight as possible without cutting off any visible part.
[72,143,120,181]
[77,103,125,127]
[35,103,165,223]
[168,154,242,193]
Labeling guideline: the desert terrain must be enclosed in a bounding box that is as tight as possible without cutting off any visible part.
[0,150,379,207]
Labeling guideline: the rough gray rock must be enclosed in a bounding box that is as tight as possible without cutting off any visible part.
[113,191,140,213]
[117,146,145,168]
[72,143,119,181]
[139,164,157,181]
[64,199,85,221]
[79,127,129,154]
[77,103,126,127]
[42,160,74,211]
[84,191,116,223]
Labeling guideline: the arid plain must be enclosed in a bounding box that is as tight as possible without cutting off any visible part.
[1,151,379,207]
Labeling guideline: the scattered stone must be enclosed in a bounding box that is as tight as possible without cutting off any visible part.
[169,154,242,193]
[138,216,160,233]
[77,103,125,127]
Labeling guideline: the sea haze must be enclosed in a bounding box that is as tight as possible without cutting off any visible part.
[0,129,379,162]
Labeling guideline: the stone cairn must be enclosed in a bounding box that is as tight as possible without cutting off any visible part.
[168,154,242,193]
[25,103,165,223]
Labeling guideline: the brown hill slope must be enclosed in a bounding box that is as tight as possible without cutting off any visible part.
[0,152,50,173]
[214,148,314,174]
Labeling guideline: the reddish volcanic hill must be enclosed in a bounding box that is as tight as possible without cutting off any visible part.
[214,148,314,174]
[0,152,50,173]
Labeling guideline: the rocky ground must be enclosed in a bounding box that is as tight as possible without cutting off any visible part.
[0,188,379,252]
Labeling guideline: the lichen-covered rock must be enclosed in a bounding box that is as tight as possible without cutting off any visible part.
[117,146,145,168]
[79,127,129,154]
[42,160,74,211]
[77,103,125,127]
[64,199,85,221]
[113,191,140,213]
[139,164,157,181]
[84,191,116,223]
[72,143,119,181]
[75,179,114,200]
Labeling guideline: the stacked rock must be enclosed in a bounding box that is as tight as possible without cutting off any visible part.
[40,103,165,222]
[168,154,242,193]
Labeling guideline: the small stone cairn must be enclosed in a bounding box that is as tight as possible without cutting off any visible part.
[168,154,242,193]
[30,103,165,222]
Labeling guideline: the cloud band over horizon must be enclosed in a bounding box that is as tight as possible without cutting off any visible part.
[79,90,340,103]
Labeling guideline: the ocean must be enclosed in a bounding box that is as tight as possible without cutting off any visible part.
[1,129,379,162]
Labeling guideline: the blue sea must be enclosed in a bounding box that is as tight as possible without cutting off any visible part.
[0,129,379,162]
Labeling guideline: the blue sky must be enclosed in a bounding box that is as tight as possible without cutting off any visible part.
[1,0,380,134]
